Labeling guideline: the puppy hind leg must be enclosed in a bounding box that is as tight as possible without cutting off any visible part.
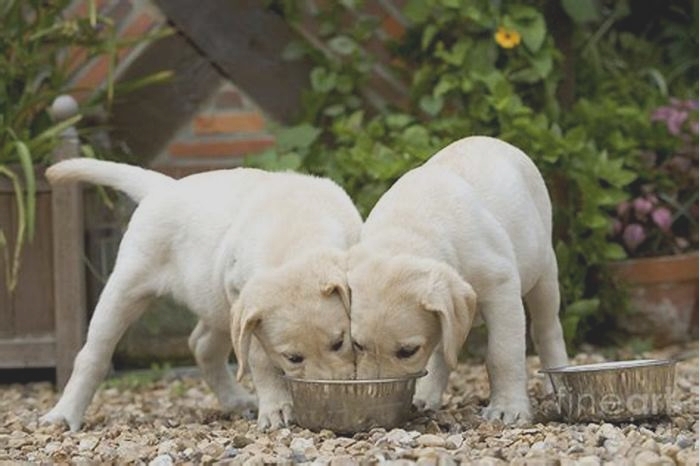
[189,322,256,412]
[41,263,154,431]
[524,259,569,372]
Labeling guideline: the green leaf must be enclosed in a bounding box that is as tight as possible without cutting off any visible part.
[404,0,431,22]
[282,40,307,61]
[433,75,457,97]
[603,243,627,261]
[310,67,337,92]
[421,24,438,50]
[561,0,601,24]
[15,141,35,239]
[436,40,469,66]
[515,12,547,52]
[529,50,553,78]
[275,124,321,152]
[440,0,461,8]
[565,298,600,317]
[419,95,444,116]
[328,35,357,56]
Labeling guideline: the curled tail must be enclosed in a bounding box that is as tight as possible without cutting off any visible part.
[45,159,174,202]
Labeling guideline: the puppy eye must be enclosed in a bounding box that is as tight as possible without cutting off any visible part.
[285,354,304,364]
[396,345,419,359]
[352,340,365,352]
[330,339,344,352]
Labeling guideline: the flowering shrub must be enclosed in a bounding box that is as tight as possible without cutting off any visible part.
[611,99,699,257]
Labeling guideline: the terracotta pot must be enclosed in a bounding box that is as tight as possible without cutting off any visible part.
[608,252,699,347]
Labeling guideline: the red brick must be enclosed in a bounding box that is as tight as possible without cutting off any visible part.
[119,10,158,39]
[215,90,244,109]
[193,113,267,135]
[152,164,242,178]
[382,14,405,40]
[168,138,276,158]
[71,56,110,101]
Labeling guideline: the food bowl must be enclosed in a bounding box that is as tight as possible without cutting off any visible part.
[284,371,427,433]
[541,359,675,423]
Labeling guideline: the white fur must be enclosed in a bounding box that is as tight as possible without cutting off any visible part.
[41,159,361,431]
[347,136,569,424]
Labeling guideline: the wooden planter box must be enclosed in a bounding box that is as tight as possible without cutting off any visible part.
[0,160,86,388]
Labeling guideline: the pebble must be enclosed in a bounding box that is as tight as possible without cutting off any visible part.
[416,434,446,448]
[148,454,173,466]
[0,345,696,464]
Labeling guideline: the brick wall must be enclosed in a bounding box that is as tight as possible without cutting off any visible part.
[152,81,276,177]
[63,0,413,175]
[65,0,166,102]
[64,0,276,173]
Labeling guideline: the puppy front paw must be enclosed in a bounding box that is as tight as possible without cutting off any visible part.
[40,406,82,432]
[256,400,294,431]
[482,399,532,425]
[413,393,442,411]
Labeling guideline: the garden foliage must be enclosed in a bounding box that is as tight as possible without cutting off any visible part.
[253,0,698,346]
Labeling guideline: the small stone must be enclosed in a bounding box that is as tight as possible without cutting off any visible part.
[529,440,547,452]
[383,429,419,446]
[44,442,63,454]
[290,437,315,455]
[148,454,173,466]
[79,437,99,452]
[231,435,253,448]
[445,434,463,449]
[416,434,446,448]
[676,435,694,449]
[641,438,660,453]
[634,450,661,466]
[472,458,508,466]
[575,456,602,466]
[659,442,680,458]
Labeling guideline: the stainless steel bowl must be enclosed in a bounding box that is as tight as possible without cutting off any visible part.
[541,359,675,423]
[284,371,427,433]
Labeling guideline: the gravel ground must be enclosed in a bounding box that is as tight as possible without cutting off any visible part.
[1,343,697,465]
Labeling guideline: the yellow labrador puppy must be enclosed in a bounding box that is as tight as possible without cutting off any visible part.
[41,159,361,431]
[347,136,568,424]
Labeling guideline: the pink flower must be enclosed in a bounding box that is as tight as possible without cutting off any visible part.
[668,155,691,172]
[612,218,623,235]
[633,197,653,217]
[651,207,673,232]
[622,224,646,252]
[617,201,630,217]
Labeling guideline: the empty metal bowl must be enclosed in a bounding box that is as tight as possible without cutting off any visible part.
[284,371,427,433]
[541,359,676,423]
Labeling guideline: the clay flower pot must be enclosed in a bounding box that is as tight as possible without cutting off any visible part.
[608,251,698,346]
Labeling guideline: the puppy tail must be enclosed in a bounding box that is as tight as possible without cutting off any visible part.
[45,158,173,202]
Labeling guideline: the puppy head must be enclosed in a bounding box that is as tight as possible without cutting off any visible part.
[230,248,354,381]
[347,254,477,379]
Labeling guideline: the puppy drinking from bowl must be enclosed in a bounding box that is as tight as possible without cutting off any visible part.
[41,159,361,431]
[347,136,569,424]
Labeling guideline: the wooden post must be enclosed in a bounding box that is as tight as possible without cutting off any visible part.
[50,95,86,389]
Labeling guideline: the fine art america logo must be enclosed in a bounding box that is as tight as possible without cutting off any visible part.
[555,388,674,420]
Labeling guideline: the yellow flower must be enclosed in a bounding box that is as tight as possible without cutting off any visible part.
[494,26,521,49]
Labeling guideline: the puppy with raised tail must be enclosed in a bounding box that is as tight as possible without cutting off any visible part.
[347,136,569,424]
[41,159,361,431]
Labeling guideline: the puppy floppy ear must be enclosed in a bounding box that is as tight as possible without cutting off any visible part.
[419,263,477,370]
[318,249,351,314]
[230,298,262,382]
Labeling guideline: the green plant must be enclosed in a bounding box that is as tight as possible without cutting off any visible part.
[610,98,698,257]
[256,0,696,347]
[0,0,171,291]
